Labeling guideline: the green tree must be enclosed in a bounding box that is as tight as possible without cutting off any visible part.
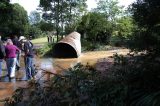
[0,2,29,36]
[38,21,55,32]
[29,11,41,25]
[39,0,87,42]
[0,0,13,35]
[130,0,160,52]
[131,0,160,28]
[27,25,42,39]
[94,0,123,22]
[91,0,124,46]
[10,3,29,36]
[116,16,134,38]
[77,12,112,44]
[110,16,135,46]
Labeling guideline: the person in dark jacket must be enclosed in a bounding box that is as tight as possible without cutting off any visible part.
[23,39,35,80]
[12,36,21,71]
[0,40,6,77]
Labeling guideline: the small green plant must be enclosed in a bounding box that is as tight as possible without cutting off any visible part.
[35,43,54,57]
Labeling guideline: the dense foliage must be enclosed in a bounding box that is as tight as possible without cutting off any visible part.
[27,25,42,39]
[130,0,160,53]
[39,0,87,41]
[10,3,29,36]
[110,16,135,46]
[38,21,55,32]
[77,12,112,45]
[76,0,135,47]
[0,1,29,36]
[93,0,123,22]
[0,0,13,35]
[4,53,160,106]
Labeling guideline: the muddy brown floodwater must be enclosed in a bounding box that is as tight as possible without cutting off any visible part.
[0,49,129,105]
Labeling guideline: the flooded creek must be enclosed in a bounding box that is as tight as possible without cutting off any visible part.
[0,49,129,104]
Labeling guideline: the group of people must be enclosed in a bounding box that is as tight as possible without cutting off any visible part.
[0,35,35,80]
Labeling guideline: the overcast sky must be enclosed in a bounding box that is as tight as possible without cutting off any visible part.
[10,0,136,15]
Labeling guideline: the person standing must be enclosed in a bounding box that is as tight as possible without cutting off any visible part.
[0,35,1,41]
[0,40,6,78]
[5,39,20,79]
[47,35,50,43]
[24,39,35,80]
[12,35,21,71]
[50,35,53,43]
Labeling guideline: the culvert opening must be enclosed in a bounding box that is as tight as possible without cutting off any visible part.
[53,43,78,58]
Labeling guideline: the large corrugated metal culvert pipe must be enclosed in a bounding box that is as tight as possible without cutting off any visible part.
[53,32,81,58]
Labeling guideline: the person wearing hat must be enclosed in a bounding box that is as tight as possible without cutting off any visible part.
[19,36,25,41]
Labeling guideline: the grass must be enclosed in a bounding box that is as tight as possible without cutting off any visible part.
[31,37,48,45]
[31,36,57,45]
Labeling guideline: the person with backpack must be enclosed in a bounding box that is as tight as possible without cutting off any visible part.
[23,39,35,80]
[0,40,6,78]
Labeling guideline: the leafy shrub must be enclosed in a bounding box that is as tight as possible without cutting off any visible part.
[5,53,160,106]
[81,39,100,51]
[110,35,127,47]
[35,43,54,57]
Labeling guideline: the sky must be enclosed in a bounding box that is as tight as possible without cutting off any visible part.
[10,0,136,15]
